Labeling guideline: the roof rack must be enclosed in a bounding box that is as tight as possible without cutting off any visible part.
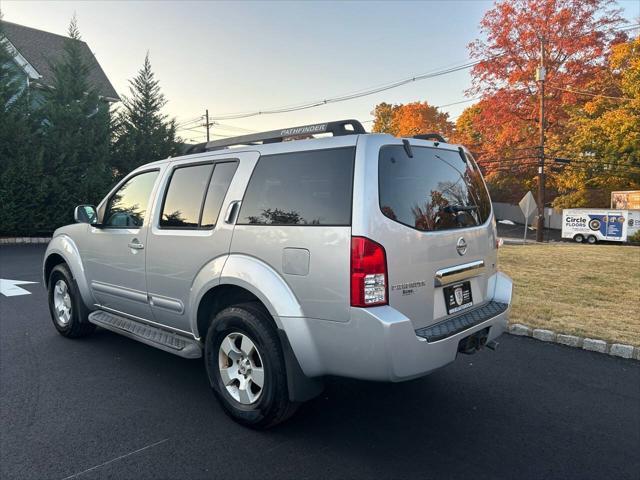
[413,133,447,143]
[186,119,366,154]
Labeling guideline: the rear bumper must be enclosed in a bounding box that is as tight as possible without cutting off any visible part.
[280,271,512,382]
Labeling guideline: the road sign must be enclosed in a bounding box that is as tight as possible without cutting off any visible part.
[0,279,37,297]
[519,191,538,219]
[518,192,538,244]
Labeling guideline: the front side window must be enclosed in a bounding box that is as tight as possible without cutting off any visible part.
[238,148,355,226]
[378,145,491,232]
[104,170,159,228]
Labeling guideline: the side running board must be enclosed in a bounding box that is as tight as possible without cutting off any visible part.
[88,310,202,359]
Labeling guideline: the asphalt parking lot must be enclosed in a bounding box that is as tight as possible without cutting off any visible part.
[1,244,639,480]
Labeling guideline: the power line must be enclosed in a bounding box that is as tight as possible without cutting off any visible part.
[205,23,637,122]
[478,154,639,169]
[179,132,232,144]
[478,157,537,165]
[213,122,257,133]
[550,164,640,174]
[177,120,258,142]
[552,157,640,170]
[207,58,494,121]
[436,97,482,109]
[616,24,640,32]
[177,22,638,141]
[483,165,640,176]
[359,96,481,128]
[176,116,203,129]
[475,152,640,175]
[548,85,635,101]
[177,125,205,133]
[176,116,202,126]
[485,164,639,176]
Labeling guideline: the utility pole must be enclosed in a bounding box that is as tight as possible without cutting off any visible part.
[535,35,546,243]
[205,109,210,143]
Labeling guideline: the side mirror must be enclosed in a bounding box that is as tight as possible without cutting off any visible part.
[74,205,98,225]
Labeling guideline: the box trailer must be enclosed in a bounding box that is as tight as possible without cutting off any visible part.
[562,209,629,244]
[627,209,640,239]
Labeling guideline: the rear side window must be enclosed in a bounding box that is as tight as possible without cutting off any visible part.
[160,161,237,229]
[378,145,491,232]
[238,148,355,226]
[201,162,238,228]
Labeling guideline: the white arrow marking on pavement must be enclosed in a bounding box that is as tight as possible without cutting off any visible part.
[0,279,38,297]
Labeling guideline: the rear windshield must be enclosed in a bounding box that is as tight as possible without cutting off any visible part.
[378,145,491,231]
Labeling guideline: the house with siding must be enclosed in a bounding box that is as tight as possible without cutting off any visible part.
[1,21,119,107]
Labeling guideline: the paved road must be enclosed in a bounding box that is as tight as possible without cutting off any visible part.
[497,223,562,243]
[1,245,639,480]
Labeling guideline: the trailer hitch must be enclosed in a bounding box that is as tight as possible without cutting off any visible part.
[457,328,492,355]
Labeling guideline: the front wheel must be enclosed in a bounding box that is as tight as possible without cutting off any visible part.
[204,303,298,429]
[574,234,584,243]
[47,264,95,338]
[587,235,597,244]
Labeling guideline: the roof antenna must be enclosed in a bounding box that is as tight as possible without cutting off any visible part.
[402,139,413,158]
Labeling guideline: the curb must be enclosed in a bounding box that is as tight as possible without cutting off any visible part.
[0,237,51,245]
[508,324,639,360]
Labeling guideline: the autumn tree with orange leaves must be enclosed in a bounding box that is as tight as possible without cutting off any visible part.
[454,0,629,203]
[371,101,453,138]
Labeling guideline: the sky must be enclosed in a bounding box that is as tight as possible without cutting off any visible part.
[2,0,639,143]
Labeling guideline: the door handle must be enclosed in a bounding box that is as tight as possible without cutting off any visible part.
[225,201,241,224]
[128,239,144,250]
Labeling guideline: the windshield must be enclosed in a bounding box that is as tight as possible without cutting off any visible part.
[378,145,491,232]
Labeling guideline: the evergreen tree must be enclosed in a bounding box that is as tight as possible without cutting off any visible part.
[37,16,112,230]
[112,53,179,177]
[0,16,47,235]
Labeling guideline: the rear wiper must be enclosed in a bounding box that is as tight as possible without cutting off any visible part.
[443,204,478,213]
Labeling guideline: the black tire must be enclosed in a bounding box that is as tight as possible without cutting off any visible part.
[204,303,298,429]
[587,235,597,244]
[47,263,96,338]
[574,234,584,243]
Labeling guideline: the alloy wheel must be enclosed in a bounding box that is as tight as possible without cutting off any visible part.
[218,332,265,404]
[53,279,72,326]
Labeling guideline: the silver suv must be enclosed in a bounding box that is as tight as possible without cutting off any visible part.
[43,120,512,428]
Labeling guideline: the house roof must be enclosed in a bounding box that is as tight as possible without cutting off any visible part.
[2,21,120,101]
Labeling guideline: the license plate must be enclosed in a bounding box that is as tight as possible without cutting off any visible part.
[443,281,473,314]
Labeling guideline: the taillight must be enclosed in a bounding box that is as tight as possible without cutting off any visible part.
[350,236,388,307]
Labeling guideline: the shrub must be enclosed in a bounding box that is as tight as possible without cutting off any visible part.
[628,230,640,244]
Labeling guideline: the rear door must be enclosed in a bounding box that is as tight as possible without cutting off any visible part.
[361,140,497,331]
[229,146,356,323]
[145,153,252,333]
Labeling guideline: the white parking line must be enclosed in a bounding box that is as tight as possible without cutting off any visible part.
[60,438,169,479]
[0,278,38,297]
